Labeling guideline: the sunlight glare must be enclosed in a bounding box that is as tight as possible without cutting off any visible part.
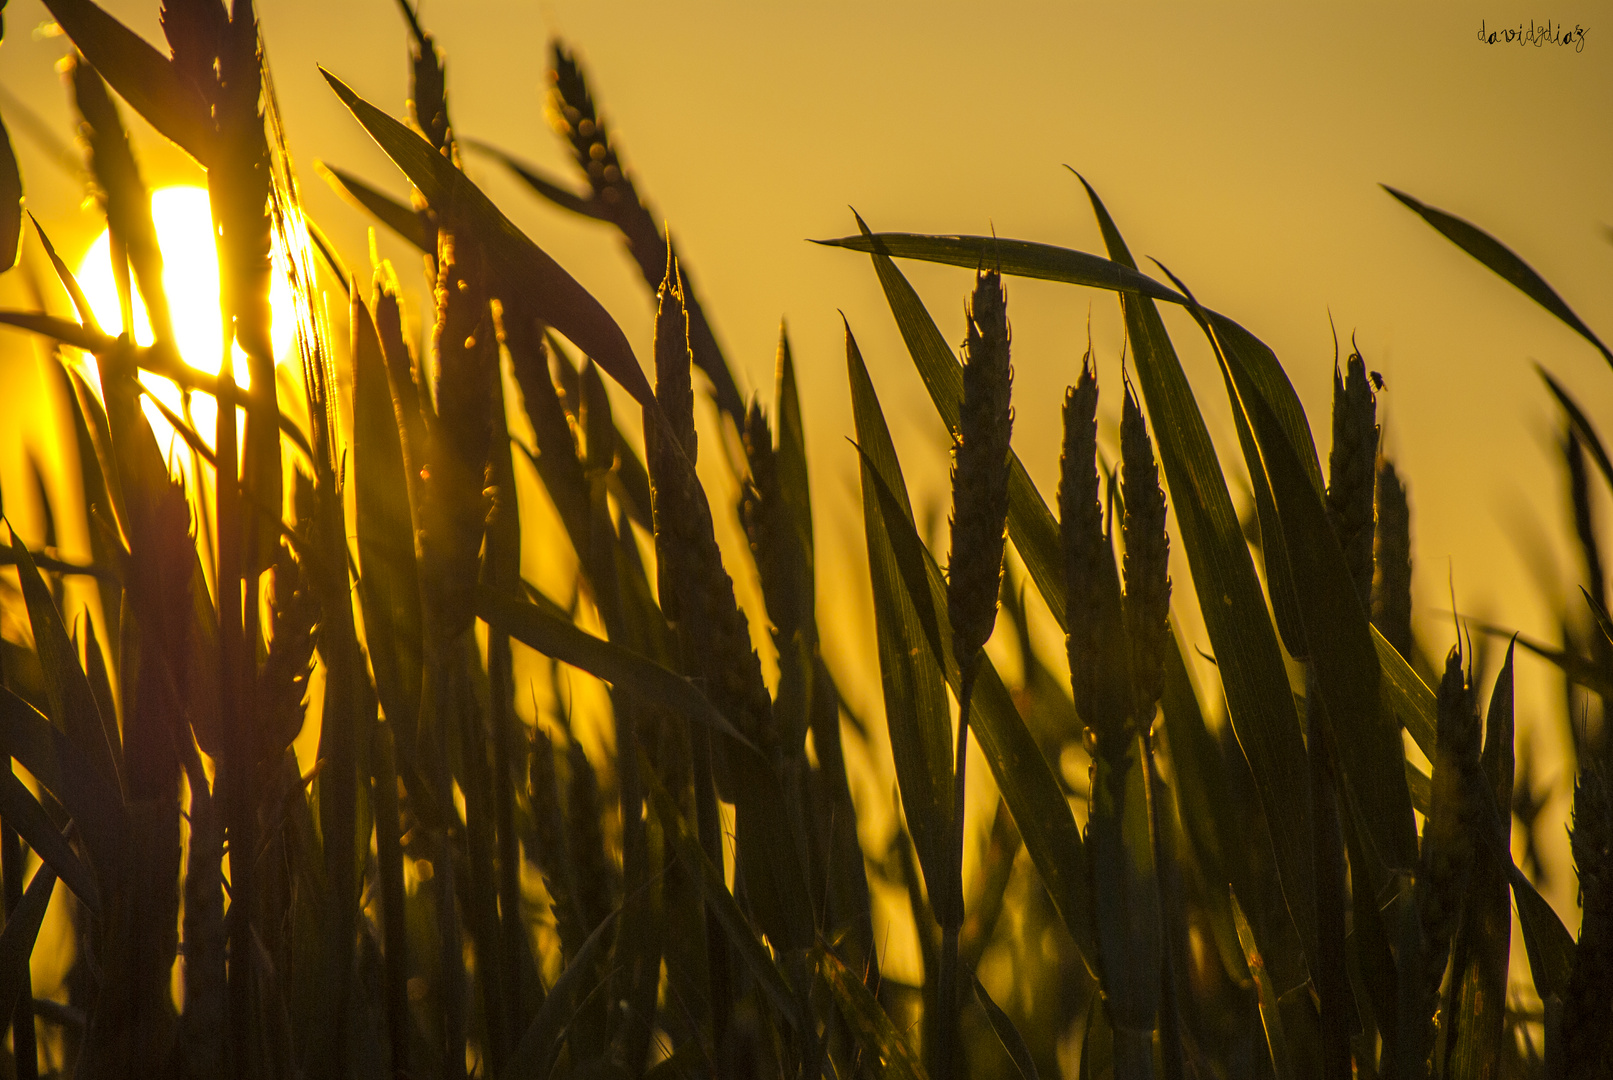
[75,185,296,385]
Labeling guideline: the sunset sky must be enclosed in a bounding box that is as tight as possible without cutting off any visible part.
[2,1,1610,819]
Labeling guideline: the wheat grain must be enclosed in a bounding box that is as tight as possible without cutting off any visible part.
[1328,346,1378,604]
[1121,377,1169,732]
[1372,454,1414,661]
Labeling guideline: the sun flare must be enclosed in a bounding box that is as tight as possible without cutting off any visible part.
[75,184,296,384]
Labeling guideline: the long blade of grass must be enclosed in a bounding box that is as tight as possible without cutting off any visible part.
[315,163,431,253]
[1383,185,1613,369]
[0,769,98,915]
[1538,365,1613,496]
[320,70,654,408]
[1231,889,1296,1080]
[39,0,214,163]
[0,311,114,354]
[0,863,56,1029]
[845,326,953,888]
[1159,634,1251,983]
[0,687,126,859]
[1513,862,1576,1001]
[5,527,122,801]
[351,285,423,744]
[817,230,1186,307]
[972,974,1039,1080]
[814,944,928,1080]
[476,586,753,750]
[1199,305,1418,870]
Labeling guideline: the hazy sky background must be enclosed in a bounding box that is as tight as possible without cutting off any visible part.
[3,1,1611,866]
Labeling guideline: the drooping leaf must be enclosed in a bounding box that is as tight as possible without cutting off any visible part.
[1384,185,1613,370]
[320,70,654,408]
[817,229,1186,307]
[1538,365,1613,496]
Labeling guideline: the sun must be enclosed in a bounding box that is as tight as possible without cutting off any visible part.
[76,184,297,385]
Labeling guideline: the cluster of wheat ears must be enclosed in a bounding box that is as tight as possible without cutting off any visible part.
[0,2,1610,1079]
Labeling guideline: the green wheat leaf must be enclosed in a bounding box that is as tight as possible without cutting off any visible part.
[320,69,654,409]
[1384,185,1613,370]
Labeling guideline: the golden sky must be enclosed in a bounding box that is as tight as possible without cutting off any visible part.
[2,0,1610,818]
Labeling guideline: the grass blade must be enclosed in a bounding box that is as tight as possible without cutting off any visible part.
[817,230,1186,307]
[351,284,423,744]
[0,863,56,1031]
[476,586,753,751]
[320,69,654,409]
[315,163,431,253]
[973,974,1038,1080]
[845,326,953,890]
[1200,304,1418,870]
[497,906,619,1080]
[0,686,126,860]
[5,527,122,802]
[0,311,114,355]
[1231,890,1295,1080]
[1383,185,1613,369]
[814,944,928,1080]
[852,402,1096,968]
[0,769,98,915]
[39,0,214,163]
[1513,861,1575,1000]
